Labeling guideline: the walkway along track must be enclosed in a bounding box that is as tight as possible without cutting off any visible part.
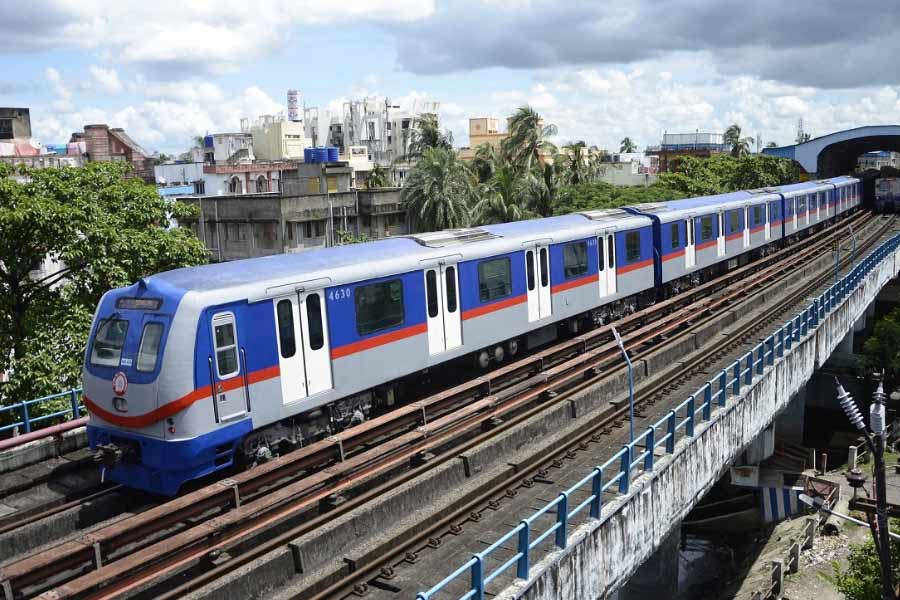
[0,210,882,600]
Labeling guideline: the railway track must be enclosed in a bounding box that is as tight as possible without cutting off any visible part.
[0,210,883,600]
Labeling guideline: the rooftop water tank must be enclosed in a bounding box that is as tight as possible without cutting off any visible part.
[327,147,339,162]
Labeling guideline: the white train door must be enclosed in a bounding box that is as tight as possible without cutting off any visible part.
[792,198,798,229]
[597,232,616,297]
[685,218,696,268]
[765,203,771,240]
[210,311,248,422]
[743,207,750,247]
[424,263,462,355]
[717,211,726,256]
[525,244,552,322]
[274,290,333,404]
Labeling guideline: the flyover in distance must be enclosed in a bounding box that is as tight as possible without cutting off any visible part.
[763,124,900,178]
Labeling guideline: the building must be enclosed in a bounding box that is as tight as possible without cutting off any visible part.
[248,115,309,161]
[646,132,728,172]
[70,124,154,182]
[0,107,31,141]
[201,133,255,164]
[858,151,900,170]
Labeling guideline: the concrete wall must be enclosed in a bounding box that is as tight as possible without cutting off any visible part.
[500,237,900,600]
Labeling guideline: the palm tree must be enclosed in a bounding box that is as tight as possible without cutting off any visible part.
[560,141,589,185]
[529,161,563,217]
[619,137,637,153]
[587,147,610,181]
[403,113,453,160]
[502,106,558,171]
[724,124,753,157]
[364,164,388,189]
[400,147,474,232]
[471,143,502,184]
[473,161,536,225]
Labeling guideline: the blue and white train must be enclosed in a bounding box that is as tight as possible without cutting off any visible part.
[84,177,861,495]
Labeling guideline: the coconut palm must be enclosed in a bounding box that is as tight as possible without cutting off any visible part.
[404,113,453,160]
[529,161,563,217]
[619,137,637,153]
[724,124,753,158]
[560,141,589,185]
[473,161,537,225]
[471,143,502,184]
[364,164,388,189]
[587,147,610,181]
[502,106,558,170]
[400,147,474,232]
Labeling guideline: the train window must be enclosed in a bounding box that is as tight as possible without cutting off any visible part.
[426,270,439,318]
[355,279,405,336]
[670,223,679,249]
[597,241,605,270]
[89,319,129,368]
[213,314,239,379]
[540,248,549,287]
[563,242,588,279]
[526,250,536,290]
[446,267,458,313]
[136,323,164,372]
[625,232,640,262]
[306,294,324,350]
[729,211,740,233]
[607,236,615,268]
[700,216,713,241]
[753,205,763,225]
[276,300,296,358]
[479,257,512,302]
[797,196,806,213]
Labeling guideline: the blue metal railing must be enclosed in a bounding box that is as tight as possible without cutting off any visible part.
[417,232,900,600]
[0,388,85,437]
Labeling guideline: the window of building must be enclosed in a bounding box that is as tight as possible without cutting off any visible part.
[563,241,588,279]
[700,216,713,241]
[670,223,679,249]
[135,323,164,372]
[327,175,338,193]
[237,223,248,241]
[286,223,294,241]
[625,231,641,262]
[0,118,12,140]
[212,313,239,379]
[729,211,740,233]
[193,180,206,195]
[89,319,129,368]
[355,279,404,335]
[229,177,242,194]
[306,293,324,350]
[478,257,512,302]
[256,176,268,193]
[306,178,320,194]
[276,300,296,358]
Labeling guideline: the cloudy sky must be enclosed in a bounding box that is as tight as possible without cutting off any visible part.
[3,0,900,155]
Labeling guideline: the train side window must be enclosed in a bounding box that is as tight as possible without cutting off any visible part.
[625,231,640,262]
[597,240,605,270]
[670,223,679,249]
[426,270,439,318]
[306,293,324,350]
[798,196,806,213]
[479,257,512,302]
[355,279,405,336]
[753,205,763,225]
[563,241,588,279]
[90,318,129,368]
[276,300,296,358]
[607,236,615,268]
[526,250,536,290]
[540,248,549,286]
[213,314,239,379]
[445,267,457,313]
[729,210,739,233]
[136,323,164,372]
[700,216,713,241]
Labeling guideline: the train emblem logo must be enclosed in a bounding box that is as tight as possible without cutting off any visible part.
[112,371,128,396]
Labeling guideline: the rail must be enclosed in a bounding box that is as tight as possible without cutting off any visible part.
[0,388,84,437]
[417,230,900,600]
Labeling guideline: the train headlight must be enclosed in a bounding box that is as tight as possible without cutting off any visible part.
[113,397,128,413]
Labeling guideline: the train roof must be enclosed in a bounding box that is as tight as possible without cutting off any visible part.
[627,189,780,222]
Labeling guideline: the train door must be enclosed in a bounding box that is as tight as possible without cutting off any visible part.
[597,232,616,297]
[685,217,696,268]
[717,211,726,256]
[424,262,462,355]
[792,198,798,229]
[764,203,771,240]
[210,311,249,422]
[525,243,552,322]
[273,290,333,404]
[743,207,750,247]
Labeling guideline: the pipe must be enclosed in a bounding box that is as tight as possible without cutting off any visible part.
[0,417,88,452]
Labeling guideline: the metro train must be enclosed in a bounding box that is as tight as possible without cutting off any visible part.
[875,177,900,213]
[84,176,861,495]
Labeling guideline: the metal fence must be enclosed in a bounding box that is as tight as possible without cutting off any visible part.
[417,232,900,600]
[0,388,84,437]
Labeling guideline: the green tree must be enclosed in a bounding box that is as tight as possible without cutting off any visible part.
[335,230,371,245]
[553,182,686,215]
[473,161,536,225]
[724,124,754,157]
[863,305,900,387]
[364,164,388,189]
[560,141,589,185]
[829,525,900,600]
[620,137,637,153]
[0,161,208,409]
[400,147,475,232]
[502,105,558,171]
[660,154,798,196]
[404,113,453,160]
[530,161,564,218]
[471,143,502,184]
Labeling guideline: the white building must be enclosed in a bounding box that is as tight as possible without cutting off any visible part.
[247,115,309,161]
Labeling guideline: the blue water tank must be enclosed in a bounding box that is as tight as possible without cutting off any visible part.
[316,147,328,163]
[204,135,214,149]
[304,147,314,163]
[327,147,339,162]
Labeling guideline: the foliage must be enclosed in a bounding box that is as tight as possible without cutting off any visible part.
[334,230,371,245]
[829,522,900,600]
[503,105,558,171]
[724,124,754,157]
[863,305,900,387]
[403,113,453,160]
[0,161,208,411]
[400,147,475,232]
[552,182,687,215]
[364,163,389,189]
[620,137,637,153]
[152,153,172,166]
[660,154,799,196]
[473,160,537,224]
[559,141,589,185]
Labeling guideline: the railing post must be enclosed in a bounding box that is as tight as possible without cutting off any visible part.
[590,468,603,518]
[767,336,775,366]
[22,401,31,434]
[555,492,568,548]
[785,322,793,349]
[619,447,630,493]
[70,389,80,419]
[686,396,695,437]
[757,344,765,375]
[516,521,530,578]
[702,383,712,420]
[471,554,485,600]
[718,370,727,406]
[666,411,676,453]
[644,427,655,471]
[777,329,784,358]
[732,362,740,395]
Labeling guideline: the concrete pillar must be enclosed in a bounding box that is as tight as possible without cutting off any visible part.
[745,423,776,464]
[853,313,866,334]
[836,328,854,355]
[620,524,680,600]
[775,386,806,445]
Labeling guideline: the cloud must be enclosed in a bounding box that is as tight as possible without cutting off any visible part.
[44,67,71,100]
[88,66,122,94]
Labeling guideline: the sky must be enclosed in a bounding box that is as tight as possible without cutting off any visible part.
[3,0,900,155]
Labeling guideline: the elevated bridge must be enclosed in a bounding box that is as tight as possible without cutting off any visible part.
[763,125,900,178]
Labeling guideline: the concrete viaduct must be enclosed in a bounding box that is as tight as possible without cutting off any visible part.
[763,125,900,178]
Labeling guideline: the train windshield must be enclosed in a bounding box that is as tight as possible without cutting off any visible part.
[90,318,129,367]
